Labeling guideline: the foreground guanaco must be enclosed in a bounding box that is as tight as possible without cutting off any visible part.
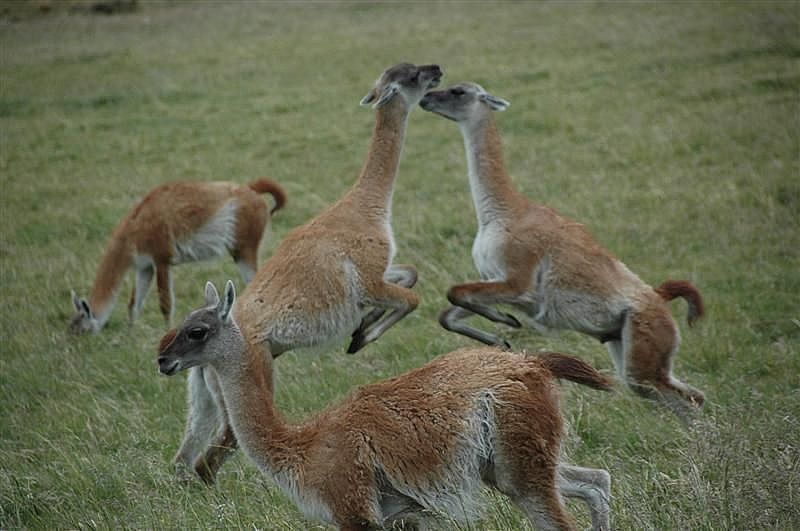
[420,82,705,420]
[158,280,613,530]
[68,178,286,334]
[170,63,443,485]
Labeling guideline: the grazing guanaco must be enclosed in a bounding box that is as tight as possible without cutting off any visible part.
[158,280,613,531]
[171,63,443,485]
[420,82,705,420]
[68,178,286,334]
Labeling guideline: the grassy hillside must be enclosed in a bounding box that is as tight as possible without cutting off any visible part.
[1,1,798,529]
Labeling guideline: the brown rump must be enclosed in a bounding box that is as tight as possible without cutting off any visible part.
[536,352,614,392]
[158,328,178,354]
[248,178,287,214]
[655,279,705,326]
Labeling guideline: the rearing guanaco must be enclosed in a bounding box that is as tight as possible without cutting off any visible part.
[420,82,705,420]
[68,178,285,334]
[171,63,444,485]
[158,280,613,531]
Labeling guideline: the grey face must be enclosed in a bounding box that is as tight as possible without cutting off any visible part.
[68,292,97,335]
[68,312,93,335]
[361,63,444,109]
[157,280,236,376]
[420,82,509,122]
[156,306,220,375]
[383,62,443,90]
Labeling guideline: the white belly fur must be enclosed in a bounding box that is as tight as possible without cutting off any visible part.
[173,200,238,264]
[472,223,507,282]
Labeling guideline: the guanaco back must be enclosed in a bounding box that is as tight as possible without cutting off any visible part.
[421,82,705,421]
[169,63,444,485]
[158,280,613,531]
[69,178,285,334]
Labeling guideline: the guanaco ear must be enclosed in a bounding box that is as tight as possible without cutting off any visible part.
[71,290,82,313]
[479,92,510,111]
[204,281,220,308]
[361,82,400,109]
[72,291,93,318]
[81,300,93,319]
[219,280,236,322]
[360,87,378,106]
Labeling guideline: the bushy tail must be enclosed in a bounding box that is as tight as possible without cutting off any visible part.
[248,178,287,214]
[537,352,614,392]
[655,279,705,326]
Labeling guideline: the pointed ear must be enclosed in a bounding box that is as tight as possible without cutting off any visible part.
[479,92,510,111]
[360,87,378,107]
[80,298,93,319]
[204,281,220,308]
[219,280,236,322]
[71,290,82,313]
[362,82,400,109]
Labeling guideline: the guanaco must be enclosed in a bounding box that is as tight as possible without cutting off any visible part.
[420,82,705,420]
[170,63,443,485]
[158,280,613,531]
[68,178,285,334]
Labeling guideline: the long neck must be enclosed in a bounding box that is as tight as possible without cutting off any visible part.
[349,102,410,221]
[213,329,299,478]
[460,112,518,226]
[88,227,133,326]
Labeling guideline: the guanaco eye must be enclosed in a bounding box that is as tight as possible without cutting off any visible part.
[187,327,208,341]
[410,71,420,83]
[451,88,465,96]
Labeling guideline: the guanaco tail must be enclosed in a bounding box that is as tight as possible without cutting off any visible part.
[68,178,285,334]
[158,279,614,531]
[420,82,705,421]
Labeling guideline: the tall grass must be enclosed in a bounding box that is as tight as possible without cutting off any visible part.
[1,1,798,529]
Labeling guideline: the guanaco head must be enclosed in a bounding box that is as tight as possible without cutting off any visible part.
[156,280,236,376]
[360,62,443,111]
[420,82,509,122]
[68,290,100,335]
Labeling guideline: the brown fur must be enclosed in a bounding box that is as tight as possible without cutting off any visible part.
[158,327,178,353]
[655,279,705,326]
[247,177,287,214]
[537,352,615,391]
[158,288,612,530]
[69,178,284,333]
[168,64,443,486]
[421,83,705,421]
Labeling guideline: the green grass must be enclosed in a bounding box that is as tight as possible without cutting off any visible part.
[1,1,799,529]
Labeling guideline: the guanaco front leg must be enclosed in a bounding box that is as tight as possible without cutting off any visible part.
[439,305,512,349]
[194,424,238,485]
[439,280,525,349]
[447,281,524,327]
[174,367,219,481]
[348,281,418,354]
[192,368,238,485]
[128,263,154,323]
[353,264,418,341]
[155,261,174,326]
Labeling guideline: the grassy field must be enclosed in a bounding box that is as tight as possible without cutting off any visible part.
[1,1,798,529]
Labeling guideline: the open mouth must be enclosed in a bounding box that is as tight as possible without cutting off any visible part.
[428,75,442,89]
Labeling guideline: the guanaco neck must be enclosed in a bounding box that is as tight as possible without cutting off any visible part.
[460,111,518,226]
[348,101,410,222]
[213,327,303,478]
[88,226,134,325]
